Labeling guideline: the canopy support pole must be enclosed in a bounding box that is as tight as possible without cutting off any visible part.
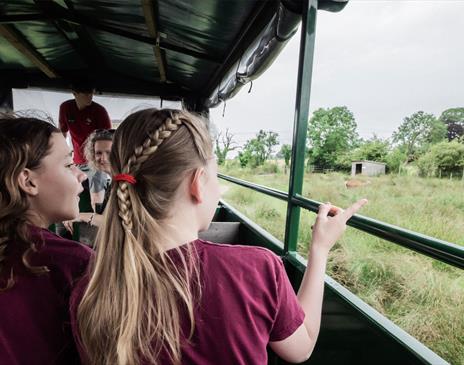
[284,0,318,253]
[0,87,13,113]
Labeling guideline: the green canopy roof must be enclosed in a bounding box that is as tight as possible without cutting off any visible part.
[0,0,347,109]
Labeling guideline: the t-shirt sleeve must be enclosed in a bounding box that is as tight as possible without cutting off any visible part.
[269,256,305,342]
[59,103,68,132]
[97,106,112,129]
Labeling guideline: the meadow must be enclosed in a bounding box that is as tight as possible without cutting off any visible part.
[219,163,464,364]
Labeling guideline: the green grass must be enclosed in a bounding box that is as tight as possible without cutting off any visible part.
[219,165,464,364]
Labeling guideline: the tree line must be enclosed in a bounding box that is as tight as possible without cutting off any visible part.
[215,106,464,177]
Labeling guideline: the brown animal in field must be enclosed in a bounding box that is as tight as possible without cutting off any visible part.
[345,179,371,189]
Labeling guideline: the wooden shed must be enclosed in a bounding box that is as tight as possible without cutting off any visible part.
[351,160,386,176]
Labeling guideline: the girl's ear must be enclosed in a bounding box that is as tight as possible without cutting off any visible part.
[17,169,39,196]
[189,167,205,204]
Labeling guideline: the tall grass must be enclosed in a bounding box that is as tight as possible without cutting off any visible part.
[219,166,464,364]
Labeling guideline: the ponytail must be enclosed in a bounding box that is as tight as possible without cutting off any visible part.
[78,109,212,364]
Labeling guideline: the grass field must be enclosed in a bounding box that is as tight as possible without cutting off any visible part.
[219,163,464,364]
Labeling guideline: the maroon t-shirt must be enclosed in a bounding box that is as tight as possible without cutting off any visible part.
[70,240,304,365]
[0,226,92,365]
[59,100,111,164]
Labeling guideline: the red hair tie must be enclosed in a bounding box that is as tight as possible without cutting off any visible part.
[113,173,137,185]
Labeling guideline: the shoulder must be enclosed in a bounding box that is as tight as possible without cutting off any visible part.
[196,239,283,275]
[90,102,108,112]
[59,99,75,109]
[30,227,93,270]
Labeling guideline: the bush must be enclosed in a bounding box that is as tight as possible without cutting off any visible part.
[386,148,407,173]
[259,162,279,174]
[417,141,464,177]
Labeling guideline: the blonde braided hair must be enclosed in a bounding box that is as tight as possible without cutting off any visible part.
[116,116,183,233]
[78,109,213,365]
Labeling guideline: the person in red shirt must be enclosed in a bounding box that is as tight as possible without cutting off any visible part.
[59,79,112,169]
[0,116,93,364]
[71,109,367,365]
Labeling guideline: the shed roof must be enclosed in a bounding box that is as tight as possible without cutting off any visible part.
[352,160,387,166]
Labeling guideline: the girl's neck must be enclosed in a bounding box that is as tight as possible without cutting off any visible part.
[161,206,200,251]
[25,212,49,229]
[161,221,198,251]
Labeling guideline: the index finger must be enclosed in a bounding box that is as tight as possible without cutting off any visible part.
[317,202,332,219]
[341,199,368,221]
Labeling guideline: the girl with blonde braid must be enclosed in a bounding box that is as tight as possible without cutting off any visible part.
[71,108,367,365]
[0,116,92,364]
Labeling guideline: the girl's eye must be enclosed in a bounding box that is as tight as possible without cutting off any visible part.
[66,163,76,169]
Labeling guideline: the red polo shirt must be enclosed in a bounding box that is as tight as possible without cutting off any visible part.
[59,100,111,164]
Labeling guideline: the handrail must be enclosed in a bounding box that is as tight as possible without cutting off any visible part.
[218,173,464,270]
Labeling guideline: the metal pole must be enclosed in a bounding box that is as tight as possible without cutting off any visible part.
[284,0,318,252]
[0,87,13,112]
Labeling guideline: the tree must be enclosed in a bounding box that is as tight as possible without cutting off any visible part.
[262,130,279,161]
[385,147,407,173]
[439,107,464,141]
[238,149,251,168]
[336,136,389,170]
[392,111,446,162]
[215,128,237,165]
[239,130,279,167]
[417,141,464,177]
[354,136,389,162]
[307,106,360,169]
[279,144,292,174]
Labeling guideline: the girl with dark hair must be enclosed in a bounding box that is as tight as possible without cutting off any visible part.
[72,108,366,365]
[0,116,92,364]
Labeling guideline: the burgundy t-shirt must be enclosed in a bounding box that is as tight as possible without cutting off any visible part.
[59,100,111,164]
[70,240,304,365]
[0,226,92,365]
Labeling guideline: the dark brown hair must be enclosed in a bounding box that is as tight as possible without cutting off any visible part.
[0,116,60,290]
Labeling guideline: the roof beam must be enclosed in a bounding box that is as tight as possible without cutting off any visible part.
[0,7,222,64]
[0,24,59,78]
[39,3,220,63]
[0,14,46,24]
[141,0,167,82]
[1,70,191,99]
[56,0,108,73]
[31,0,91,72]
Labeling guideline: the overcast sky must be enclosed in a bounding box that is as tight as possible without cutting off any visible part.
[14,0,464,147]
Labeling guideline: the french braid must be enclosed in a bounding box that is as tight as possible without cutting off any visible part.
[116,115,183,232]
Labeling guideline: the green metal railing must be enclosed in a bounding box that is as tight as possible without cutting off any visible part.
[217,1,457,363]
[218,173,464,270]
[218,0,463,272]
